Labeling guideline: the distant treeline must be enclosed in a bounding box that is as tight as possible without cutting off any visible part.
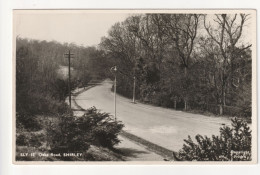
[100,14,252,117]
[16,38,111,115]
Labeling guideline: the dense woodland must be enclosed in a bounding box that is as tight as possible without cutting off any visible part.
[16,38,109,115]
[100,14,252,117]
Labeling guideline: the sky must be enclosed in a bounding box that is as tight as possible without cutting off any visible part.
[14,11,130,47]
[14,11,253,47]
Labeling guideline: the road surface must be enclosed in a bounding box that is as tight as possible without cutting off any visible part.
[75,79,231,152]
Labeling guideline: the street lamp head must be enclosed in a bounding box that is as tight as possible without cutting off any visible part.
[110,66,117,73]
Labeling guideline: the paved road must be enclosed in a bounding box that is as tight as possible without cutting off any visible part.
[75,79,231,152]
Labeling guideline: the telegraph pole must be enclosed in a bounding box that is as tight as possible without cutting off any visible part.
[64,50,74,108]
[114,69,117,121]
[110,66,117,121]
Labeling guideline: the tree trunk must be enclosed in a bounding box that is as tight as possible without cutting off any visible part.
[184,67,188,111]
[184,67,187,77]
[219,105,223,115]
[223,88,226,106]
[221,79,226,115]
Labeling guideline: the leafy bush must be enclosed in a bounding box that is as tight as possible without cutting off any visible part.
[176,118,251,161]
[152,92,173,108]
[16,112,42,132]
[241,101,251,118]
[29,133,45,147]
[16,132,45,148]
[47,107,124,155]
[16,133,29,146]
[26,93,70,115]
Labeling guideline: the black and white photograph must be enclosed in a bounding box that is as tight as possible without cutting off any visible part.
[13,10,257,163]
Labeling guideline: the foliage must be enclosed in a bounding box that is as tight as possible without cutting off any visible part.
[176,118,251,161]
[16,132,45,148]
[241,102,252,118]
[16,107,124,161]
[16,133,29,146]
[47,107,124,155]
[16,112,42,132]
[29,133,45,147]
[16,38,70,115]
[16,38,112,114]
[16,38,125,161]
[100,14,252,117]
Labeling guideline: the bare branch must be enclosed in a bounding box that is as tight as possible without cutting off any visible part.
[203,15,221,46]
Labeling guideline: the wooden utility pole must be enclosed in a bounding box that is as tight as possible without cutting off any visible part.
[110,66,117,121]
[114,70,117,121]
[64,50,74,108]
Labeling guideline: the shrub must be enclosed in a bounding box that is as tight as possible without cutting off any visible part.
[27,93,71,115]
[176,118,251,161]
[47,107,124,156]
[16,112,42,132]
[29,133,45,147]
[16,133,29,146]
[153,92,173,108]
[86,107,124,148]
[241,101,251,118]
[16,132,45,148]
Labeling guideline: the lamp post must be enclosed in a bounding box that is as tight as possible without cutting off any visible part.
[132,76,136,103]
[64,50,74,109]
[110,66,117,121]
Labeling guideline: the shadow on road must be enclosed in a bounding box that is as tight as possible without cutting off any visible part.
[115,148,149,158]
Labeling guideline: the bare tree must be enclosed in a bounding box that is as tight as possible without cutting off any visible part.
[204,14,251,114]
[162,14,200,75]
[161,14,201,110]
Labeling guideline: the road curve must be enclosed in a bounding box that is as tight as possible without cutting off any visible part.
[75,79,231,151]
